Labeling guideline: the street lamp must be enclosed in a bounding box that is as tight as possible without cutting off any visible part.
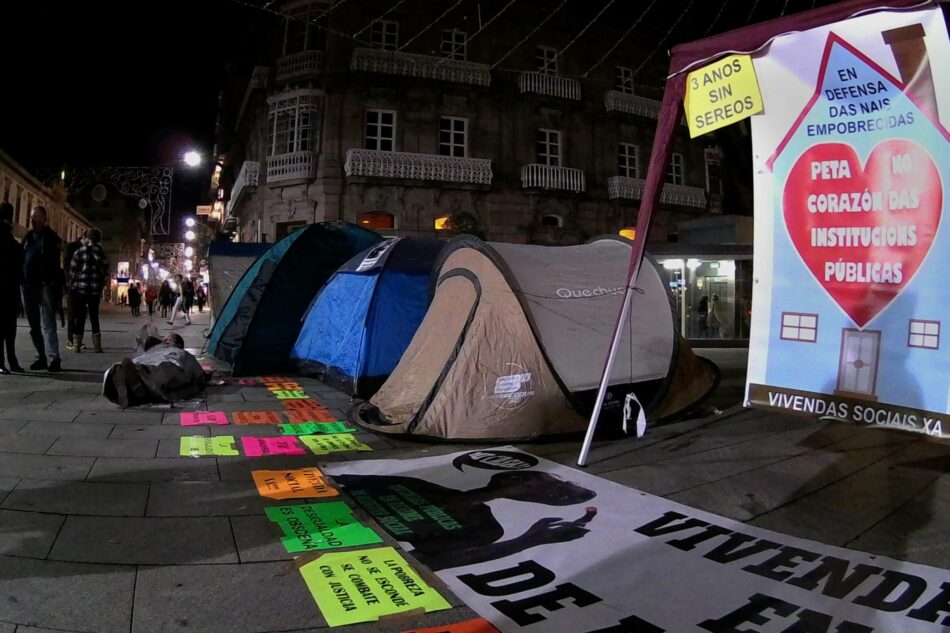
[185,230,196,241]
[185,217,196,228]
[183,151,202,168]
[185,246,194,257]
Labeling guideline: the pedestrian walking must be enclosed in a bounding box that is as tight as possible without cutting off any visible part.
[167,274,191,326]
[706,293,723,339]
[196,285,206,313]
[182,277,195,315]
[159,280,172,318]
[0,202,23,373]
[145,285,157,318]
[63,235,83,351]
[20,206,63,372]
[696,295,709,338]
[128,283,141,317]
[68,228,109,353]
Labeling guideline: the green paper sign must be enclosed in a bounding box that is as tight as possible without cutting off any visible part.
[299,546,451,626]
[273,389,309,399]
[264,502,382,553]
[300,433,372,455]
[277,422,356,436]
[179,435,239,457]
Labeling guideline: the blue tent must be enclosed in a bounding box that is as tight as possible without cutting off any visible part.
[208,222,382,376]
[290,237,444,397]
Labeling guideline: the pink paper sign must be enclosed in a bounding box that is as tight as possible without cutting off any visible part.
[241,436,307,457]
[180,411,230,426]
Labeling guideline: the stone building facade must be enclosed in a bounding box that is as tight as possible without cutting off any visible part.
[216,0,728,245]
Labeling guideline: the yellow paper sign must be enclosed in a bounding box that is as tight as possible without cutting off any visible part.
[685,54,763,138]
[252,468,340,499]
[299,546,451,626]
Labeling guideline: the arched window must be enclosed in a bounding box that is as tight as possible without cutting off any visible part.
[541,213,563,228]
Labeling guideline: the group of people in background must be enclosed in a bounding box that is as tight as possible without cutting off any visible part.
[119,275,208,325]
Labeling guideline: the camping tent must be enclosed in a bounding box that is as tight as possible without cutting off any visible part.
[207,241,271,321]
[355,236,718,441]
[290,237,445,398]
[207,222,382,376]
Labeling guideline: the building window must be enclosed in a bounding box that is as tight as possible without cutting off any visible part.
[535,46,558,75]
[441,29,467,60]
[371,20,399,51]
[615,66,635,94]
[618,143,639,178]
[434,215,451,230]
[536,129,561,167]
[365,109,396,152]
[781,312,818,343]
[268,95,320,156]
[438,117,467,157]
[705,148,723,194]
[357,212,396,229]
[541,214,563,228]
[667,152,685,185]
[909,320,940,349]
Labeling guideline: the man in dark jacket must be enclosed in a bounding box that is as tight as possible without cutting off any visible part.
[0,203,23,374]
[21,206,63,372]
[68,228,109,353]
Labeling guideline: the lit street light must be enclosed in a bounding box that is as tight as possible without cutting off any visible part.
[185,246,194,257]
[185,230,196,241]
[185,217,196,228]
[183,151,202,168]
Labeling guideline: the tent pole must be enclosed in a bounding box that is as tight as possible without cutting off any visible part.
[577,270,640,466]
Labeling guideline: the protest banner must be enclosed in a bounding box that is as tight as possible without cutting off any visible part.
[277,422,356,436]
[252,468,340,499]
[300,433,371,455]
[285,409,339,423]
[179,436,239,457]
[232,411,284,425]
[241,436,307,457]
[179,411,229,426]
[264,502,382,553]
[399,620,500,633]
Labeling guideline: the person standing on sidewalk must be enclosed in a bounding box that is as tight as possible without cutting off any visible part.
[145,284,157,319]
[195,285,206,313]
[63,235,83,351]
[68,228,109,353]
[21,206,63,372]
[167,274,191,326]
[128,283,141,317]
[158,280,172,318]
[0,203,23,374]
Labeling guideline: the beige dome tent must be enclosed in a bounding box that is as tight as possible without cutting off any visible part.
[354,236,718,441]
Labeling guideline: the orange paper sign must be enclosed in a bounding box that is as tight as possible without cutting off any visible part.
[258,376,292,384]
[252,468,339,500]
[232,411,284,425]
[399,619,501,633]
[265,382,303,391]
[282,399,329,412]
[285,409,338,423]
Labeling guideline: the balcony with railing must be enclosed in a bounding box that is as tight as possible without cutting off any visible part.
[604,91,662,118]
[276,50,324,83]
[607,176,707,208]
[351,47,491,86]
[267,151,316,185]
[344,149,492,185]
[521,164,585,193]
[226,161,260,217]
[519,72,581,100]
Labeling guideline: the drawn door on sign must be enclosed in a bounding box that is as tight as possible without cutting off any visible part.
[836,329,881,398]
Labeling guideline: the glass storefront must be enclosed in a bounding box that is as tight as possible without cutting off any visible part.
[654,249,753,342]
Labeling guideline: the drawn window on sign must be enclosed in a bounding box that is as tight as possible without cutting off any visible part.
[494,373,531,395]
[908,320,940,350]
[836,329,881,398]
[780,312,818,342]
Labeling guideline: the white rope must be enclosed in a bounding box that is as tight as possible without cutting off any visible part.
[398,0,466,51]
[559,0,618,58]
[584,0,662,77]
[491,0,569,70]
[633,0,698,75]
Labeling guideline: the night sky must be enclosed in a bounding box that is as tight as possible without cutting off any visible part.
[0,0,854,215]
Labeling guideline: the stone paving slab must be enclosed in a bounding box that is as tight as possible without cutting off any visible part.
[0,434,57,455]
[0,509,64,558]
[0,478,17,505]
[0,408,78,423]
[0,453,95,481]
[0,621,13,633]
[207,424,285,437]
[0,419,30,434]
[51,516,238,565]
[0,555,134,633]
[217,455,321,482]
[229,514,294,563]
[108,424,211,439]
[147,481,281,517]
[74,410,165,425]
[131,562,320,633]
[184,401,284,415]
[87,457,219,482]
[46,437,158,458]
[18,420,114,438]
[3,479,149,517]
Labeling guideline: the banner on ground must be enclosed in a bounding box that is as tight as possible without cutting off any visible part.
[746,6,950,438]
[252,468,339,499]
[264,502,382,552]
[325,447,950,632]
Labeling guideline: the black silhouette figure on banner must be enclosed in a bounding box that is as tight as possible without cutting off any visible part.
[332,470,597,571]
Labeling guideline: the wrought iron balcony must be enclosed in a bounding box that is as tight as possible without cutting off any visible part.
[519,72,581,100]
[267,151,316,185]
[604,91,662,118]
[276,50,324,83]
[226,161,260,217]
[344,149,492,185]
[521,164,586,193]
[350,47,491,86]
[607,176,707,208]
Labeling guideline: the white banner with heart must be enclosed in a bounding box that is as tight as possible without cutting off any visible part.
[745,6,950,437]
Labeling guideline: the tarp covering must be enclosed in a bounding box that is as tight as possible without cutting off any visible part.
[290,237,445,398]
[207,222,381,376]
[356,236,718,441]
[207,241,270,321]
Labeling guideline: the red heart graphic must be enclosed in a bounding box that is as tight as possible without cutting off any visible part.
[783,140,942,327]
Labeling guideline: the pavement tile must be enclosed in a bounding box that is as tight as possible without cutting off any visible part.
[50,516,237,565]
[74,410,164,425]
[0,509,64,558]
[46,437,158,458]
[0,453,94,481]
[18,420,114,438]
[217,455,322,482]
[163,401,269,416]
[0,555,134,633]
[109,424,211,439]
[207,424,282,437]
[147,481,284,517]
[307,607,481,633]
[132,562,319,633]
[0,434,57,455]
[0,419,30,434]
[86,457,219,483]
[3,479,149,516]
[0,408,78,423]
[230,514,294,563]
[0,478,17,505]
[0,621,13,633]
